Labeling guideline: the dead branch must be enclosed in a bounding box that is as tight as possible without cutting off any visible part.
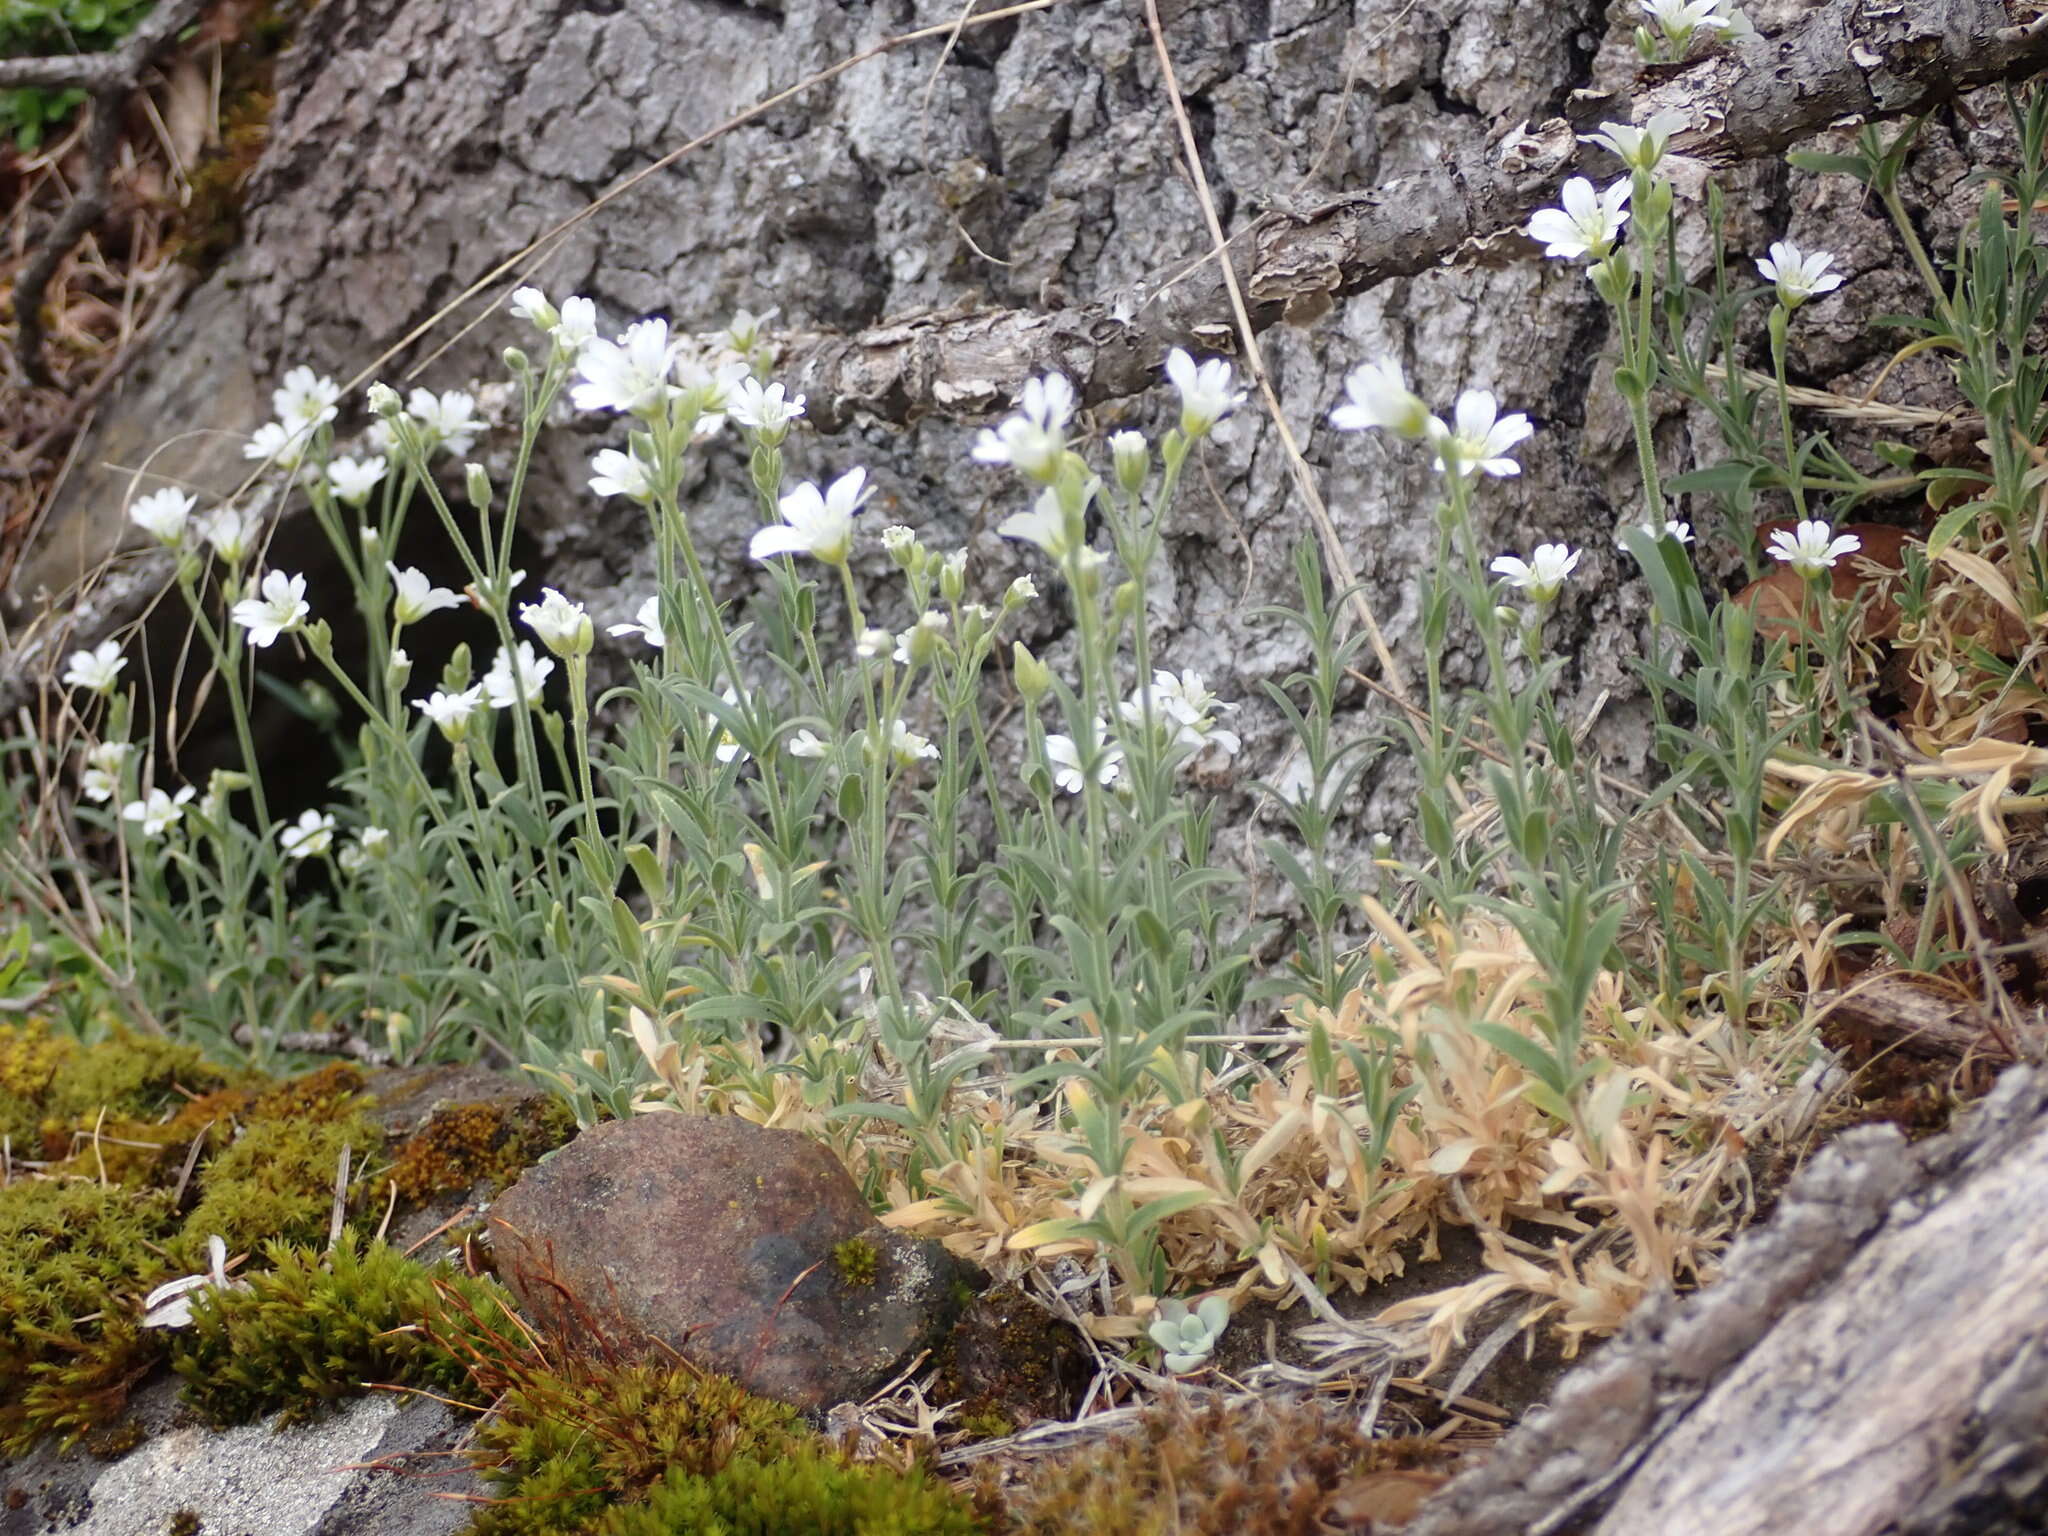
[784,0,2048,431]
[6,0,208,385]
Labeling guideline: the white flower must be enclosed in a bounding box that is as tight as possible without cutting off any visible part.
[387,563,465,626]
[243,419,312,471]
[608,595,666,650]
[1527,177,1632,260]
[728,378,806,438]
[1707,0,1758,42]
[80,740,130,803]
[340,825,391,872]
[572,318,677,415]
[1757,241,1845,308]
[509,286,558,332]
[894,611,950,667]
[709,687,746,765]
[122,785,194,840]
[128,487,195,544]
[1045,730,1123,794]
[1641,0,1729,46]
[326,455,388,507]
[1148,1295,1231,1374]
[589,446,658,502]
[1618,519,1694,550]
[1109,430,1149,491]
[1582,110,1690,173]
[887,718,939,768]
[1491,543,1582,602]
[556,296,598,351]
[519,587,594,658]
[1164,348,1244,438]
[1329,358,1435,440]
[971,374,1074,481]
[482,642,554,709]
[1429,391,1534,479]
[278,808,337,860]
[1124,669,1241,757]
[750,467,871,566]
[787,728,830,759]
[62,639,125,694]
[413,685,487,741]
[405,388,483,457]
[723,306,778,357]
[141,1235,243,1329]
[1766,519,1861,576]
[230,570,310,648]
[197,504,262,566]
[998,485,1097,563]
[1006,575,1038,607]
[272,366,341,434]
[857,628,892,660]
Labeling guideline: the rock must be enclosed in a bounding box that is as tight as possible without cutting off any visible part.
[488,1114,976,1415]
[0,1374,477,1536]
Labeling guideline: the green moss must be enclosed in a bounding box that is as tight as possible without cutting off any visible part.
[0,1019,228,1159]
[388,1097,577,1204]
[602,1446,983,1535]
[0,1178,180,1450]
[173,1233,515,1427]
[831,1236,881,1288]
[168,1513,202,1536]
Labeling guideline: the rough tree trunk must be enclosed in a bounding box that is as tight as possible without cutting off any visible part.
[5,0,2047,1527]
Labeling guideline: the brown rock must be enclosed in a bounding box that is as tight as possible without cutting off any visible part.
[487,1114,975,1414]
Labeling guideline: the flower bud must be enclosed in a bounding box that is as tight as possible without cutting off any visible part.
[881,524,919,569]
[1005,575,1038,610]
[387,646,413,692]
[939,549,967,604]
[466,463,493,512]
[1109,430,1149,494]
[502,345,531,377]
[1013,641,1051,703]
[1113,580,1140,620]
[366,382,402,418]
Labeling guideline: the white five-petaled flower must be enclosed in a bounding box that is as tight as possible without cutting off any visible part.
[607,595,666,650]
[141,1235,243,1329]
[509,286,559,332]
[231,570,311,648]
[1756,240,1845,308]
[278,808,337,860]
[723,306,778,357]
[62,639,126,694]
[413,685,487,741]
[708,687,747,765]
[519,587,594,658]
[243,419,313,471]
[482,642,554,709]
[272,366,342,434]
[80,740,130,803]
[1583,110,1691,173]
[1619,519,1694,550]
[1527,177,1632,260]
[572,318,678,416]
[1767,518,1861,576]
[387,564,465,627]
[1148,1295,1232,1374]
[197,504,262,566]
[1491,543,1582,602]
[971,374,1075,481]
[1641,0,1729,45]
[727,378,806,439]
[886,718,940,768]
[750,467,872,567]
[1329,358,1435,441]
[129,487,195,544]
[1430,391,1534,479]
[1123,669,1242,758]
[1164,348,1245,439]
[996,485,1106,568]
[787,728,830,759]
[405,388,483,457]
[122,785,195,840]
[1045,730,1124,794]
[589,446,658,502]
[326,455,388,507]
